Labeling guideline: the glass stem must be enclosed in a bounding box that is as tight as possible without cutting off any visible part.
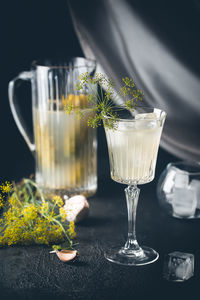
[123,185,143,255]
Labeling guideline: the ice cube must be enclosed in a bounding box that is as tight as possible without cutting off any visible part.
[190,179,200,209]
[163,167,177,194]
[135,112,158,130]
[117,121,135,131]
[172,187,197,218]
[134,119,158,130]
[135,112,157,120]
[163,251,194,282]
[166,193,173,203]
[174,172,189,188]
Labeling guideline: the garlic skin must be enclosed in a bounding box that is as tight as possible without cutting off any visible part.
[56,250,77,262]
[64,195,89,223]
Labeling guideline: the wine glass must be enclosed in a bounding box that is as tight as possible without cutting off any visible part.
[103,107,166,266]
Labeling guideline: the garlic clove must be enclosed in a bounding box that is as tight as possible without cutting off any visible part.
[64,195,89,223]
[56,250,77,262]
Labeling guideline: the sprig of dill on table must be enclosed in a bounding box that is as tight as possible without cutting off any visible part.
[0,179,76,249]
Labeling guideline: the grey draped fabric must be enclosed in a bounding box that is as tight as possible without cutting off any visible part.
[68,0,200,160]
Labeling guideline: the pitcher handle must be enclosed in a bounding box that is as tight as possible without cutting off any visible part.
[8,71,35,153]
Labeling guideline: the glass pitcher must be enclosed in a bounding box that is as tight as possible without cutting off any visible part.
[8,58,97,197]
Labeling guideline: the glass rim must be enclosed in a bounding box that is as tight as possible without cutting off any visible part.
[167,161,200,175]
[103,107,166,122]
[31,57,96,69]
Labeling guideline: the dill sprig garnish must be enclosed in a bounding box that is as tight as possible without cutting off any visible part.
[64,72,144,129]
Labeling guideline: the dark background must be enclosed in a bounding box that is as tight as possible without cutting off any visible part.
[1,1,192,300]
[0,0,84,181]
[0,0,176,182]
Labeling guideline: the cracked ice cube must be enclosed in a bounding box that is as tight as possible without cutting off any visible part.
[135,113,158,130]
[172,187,197,218]
[163,251,194,282]
[190,179,200,209]
[174,172,189,188]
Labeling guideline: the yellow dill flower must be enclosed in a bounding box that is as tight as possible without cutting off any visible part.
[21,230,34,245]
[0,181,12,194]
[0,178,76,248]
[45,215,53,223]
[4,209,16,224]
[49,210,56,218]
[59,207,67,221]
[3,221,24,245]
[41,201,49,214]
[34,223,44,236]
[52,195,63,207]
[35,235,49,245]
[67,221,76,239]
[22,204,38,221]
[46,224,64,244]
[8,195,18,207]
[0,194,5,209]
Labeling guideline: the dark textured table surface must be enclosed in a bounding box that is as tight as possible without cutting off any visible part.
[0,146,199,300]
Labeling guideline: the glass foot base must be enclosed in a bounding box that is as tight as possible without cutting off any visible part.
[104,246,159,266]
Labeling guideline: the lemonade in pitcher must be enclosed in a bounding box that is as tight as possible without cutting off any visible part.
[34,94,97,197]
[8,58,97,197]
